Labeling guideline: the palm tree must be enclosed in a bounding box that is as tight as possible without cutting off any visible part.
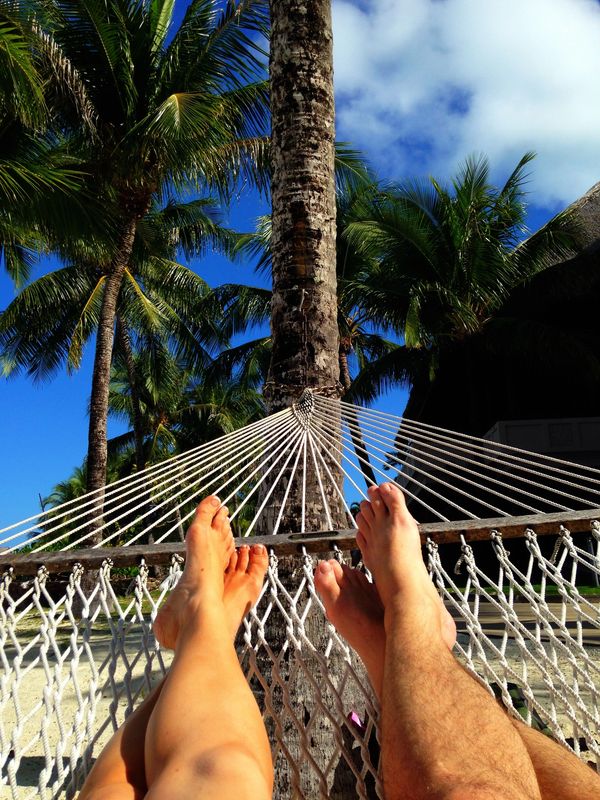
[265,2,371,797]
[221,178,395,381]
[26,0,269,517]
[0,6,91,287]
[0,197,235,381]
[212,178,403,483]
[107,341,264,536]
[342,153,583,430]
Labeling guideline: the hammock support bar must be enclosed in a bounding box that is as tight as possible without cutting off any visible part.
[3,507,598,575]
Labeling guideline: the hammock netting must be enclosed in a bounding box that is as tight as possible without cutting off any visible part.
[1,392,599,798]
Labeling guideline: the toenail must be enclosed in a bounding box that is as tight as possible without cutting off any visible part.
[210,497,220,506]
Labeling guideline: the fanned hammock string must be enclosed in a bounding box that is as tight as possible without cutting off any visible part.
[0,391,599,799]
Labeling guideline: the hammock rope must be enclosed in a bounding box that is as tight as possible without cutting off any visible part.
[1,391,599,799]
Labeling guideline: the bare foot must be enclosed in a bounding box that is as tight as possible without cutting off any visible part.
[223,544,269,638]
[315,555,456,700]
[153,495,234,649]
[314,559,386,698]
[356,483,457,646]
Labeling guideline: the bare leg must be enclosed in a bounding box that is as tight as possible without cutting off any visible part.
[79,497,272,800]
[322,483,541,800]
[78,679,165,800]
[314,555,456,700]
[510,719,600,800]
[314,556,600,799]
[144,495,273,799]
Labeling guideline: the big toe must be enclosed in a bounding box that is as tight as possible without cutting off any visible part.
[247,544,269,582]
[184,496,220,568]
[191,495,222,529]
[379,483,410,518]
[367,486,387,521]
[315,560,343,612]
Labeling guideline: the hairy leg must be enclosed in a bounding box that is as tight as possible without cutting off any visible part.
[314,539,456,701]
[144,495,273,800]
[330,482,541,800]
[315,556,600,800]
[510,718,600,800]
[79,497,272,800]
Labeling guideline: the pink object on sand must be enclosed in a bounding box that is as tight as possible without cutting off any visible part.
[348,711,365,733]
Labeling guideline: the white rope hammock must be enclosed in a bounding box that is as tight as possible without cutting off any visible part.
[1,392,599,799]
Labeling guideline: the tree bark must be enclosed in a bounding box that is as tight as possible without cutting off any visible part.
[266,0,341,413]
[115,317,145,473]
[85,208,146,544]
[264,3,371,797]
[264,0,347,533]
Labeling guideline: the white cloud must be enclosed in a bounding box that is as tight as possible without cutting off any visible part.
[332,0,600,209]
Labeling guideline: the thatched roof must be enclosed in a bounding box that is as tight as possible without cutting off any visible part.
[407,180,600,436]
[564,180,600,253]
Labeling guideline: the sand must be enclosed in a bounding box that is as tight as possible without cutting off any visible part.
[1,603,599,799]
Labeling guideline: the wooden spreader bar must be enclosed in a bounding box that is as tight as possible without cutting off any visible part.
[1,508,598,576]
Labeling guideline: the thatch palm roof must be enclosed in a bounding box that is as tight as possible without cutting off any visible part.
[410,182,600,435]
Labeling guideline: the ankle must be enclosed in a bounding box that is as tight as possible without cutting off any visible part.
[383,593,443,639]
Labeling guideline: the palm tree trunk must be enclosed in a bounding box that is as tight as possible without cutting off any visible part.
[267,0,340,413]
[264,4,367,797]
[265,0,347,533]
[339,348,376,487]
[85,212,143,543]
[115,317,145,473]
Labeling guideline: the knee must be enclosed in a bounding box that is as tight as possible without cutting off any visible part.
[191,743,273,797]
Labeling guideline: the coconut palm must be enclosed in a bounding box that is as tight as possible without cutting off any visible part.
[0,196,235,381]
[0,6,91,287]
[23,0,269,511]
[219,178,398,388]
[212,178,403,483]
[107,340,264,535]
[342,153,583,430]
[108,344,264,460]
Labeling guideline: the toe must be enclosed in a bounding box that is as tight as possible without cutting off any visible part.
[356,529,369,560]
[184,496,220,571]
[237,545,250,572]
[379,483,410,519]
[226,550,238,573]
[359,500,375,526]
[329,558,344,584]
[314,560,342,612]
[192,495,221,527]
[212,505,229,531]
[220,511,232,537]
[225,537,235,565]
[247,545,269,581]
[367,486,386,520]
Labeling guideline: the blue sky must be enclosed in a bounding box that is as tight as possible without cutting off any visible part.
[2,0,600,527]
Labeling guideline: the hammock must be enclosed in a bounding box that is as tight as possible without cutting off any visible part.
[0,391,599,799]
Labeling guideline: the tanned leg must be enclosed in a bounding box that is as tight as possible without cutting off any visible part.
[144,495,273,800]
[78,679,165,800]
[314,556,600,800]
[321,482,541,800]
[79,496,272,800]
[509,719,600,800]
